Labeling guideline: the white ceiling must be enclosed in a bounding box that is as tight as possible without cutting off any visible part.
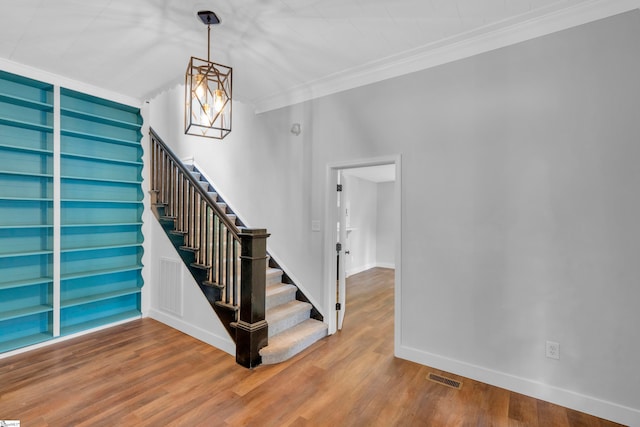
[0,0,616,111]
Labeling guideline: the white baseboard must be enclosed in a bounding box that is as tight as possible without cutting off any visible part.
[347,262,395,277]
[376,262,395,269]
[148,309,235,356]
[346,263,377,278]
[396,344,640,427]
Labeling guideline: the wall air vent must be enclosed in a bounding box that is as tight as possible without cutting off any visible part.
[427,372,463,390]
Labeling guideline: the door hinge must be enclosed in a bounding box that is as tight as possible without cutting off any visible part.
[337,184,343,192]
[336,242,342,252]
[336,303,341,310]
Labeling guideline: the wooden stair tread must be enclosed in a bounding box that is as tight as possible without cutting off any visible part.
[215,301,239,312]
[203,280,224,289]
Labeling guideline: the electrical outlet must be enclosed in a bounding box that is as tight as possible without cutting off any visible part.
[546,341,560,360]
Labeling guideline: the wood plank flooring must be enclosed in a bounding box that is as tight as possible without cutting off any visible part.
[0,268,625,426]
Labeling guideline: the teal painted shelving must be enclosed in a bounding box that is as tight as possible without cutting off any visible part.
[0,71,144,354]
[0,70,54,353]
[59,87,143,336]
[60,308,141,337]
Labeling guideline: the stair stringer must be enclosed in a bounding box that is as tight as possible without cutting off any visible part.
[186,158,325,322]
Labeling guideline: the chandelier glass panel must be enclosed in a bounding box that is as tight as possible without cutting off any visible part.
[185,11,232,139]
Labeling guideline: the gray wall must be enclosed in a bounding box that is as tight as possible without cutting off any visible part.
[376,181,395,268]
[342,176,396,274]
[149,11,640,423]
[343,174,378,276]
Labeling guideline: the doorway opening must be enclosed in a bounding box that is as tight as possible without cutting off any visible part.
[324,156,401,353]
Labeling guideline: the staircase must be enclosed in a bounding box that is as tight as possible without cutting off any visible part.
[263,267,327,364]
[184,162,328,365]
[149,129,326,366]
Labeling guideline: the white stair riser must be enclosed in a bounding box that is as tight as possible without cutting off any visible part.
[266,287,297,310]
[267,273,283,286]
[268,308,310,337]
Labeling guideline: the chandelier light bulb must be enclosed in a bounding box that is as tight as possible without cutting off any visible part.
[195,74,206,98]
[214,89,224,112]
[201,103,211,125]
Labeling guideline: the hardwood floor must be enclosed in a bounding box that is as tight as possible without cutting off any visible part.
[0,268,624,426]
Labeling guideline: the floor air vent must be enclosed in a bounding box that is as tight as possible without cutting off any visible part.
[427,372,462,390]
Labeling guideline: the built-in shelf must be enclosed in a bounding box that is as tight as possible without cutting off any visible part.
[61,107,141,131]
[0,196,53,202]
[61,264,143,282]
[0,226,52,232]
[62,287,142,309]
[60,310,141,337]
[61,129,140,148]
[62,222,143,228]
[0,305,53,322]
[0,250,53,259]
[62,199,142,205]
[0,92,54,111]
[60,243,142,254]
[0,143,52,155]
[0,70,54,354]
[0,73,144,354]
[0,116,53,133]
[61,151,142,167]
[0,332,53,354]
[0,278,53,291]
[60,175,141,185]
[1,170,53,179]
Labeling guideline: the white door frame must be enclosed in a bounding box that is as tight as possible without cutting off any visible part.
[323,155,402,352]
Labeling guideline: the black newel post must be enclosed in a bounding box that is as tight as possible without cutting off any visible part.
[236,228,270,368]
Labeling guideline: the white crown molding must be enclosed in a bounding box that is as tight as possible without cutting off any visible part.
[0,57,143,108]
[253,0,640,114]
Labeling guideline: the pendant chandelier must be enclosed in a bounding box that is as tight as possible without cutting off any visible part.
[185,10,232,139]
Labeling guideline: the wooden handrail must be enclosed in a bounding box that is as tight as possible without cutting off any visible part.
[150,128,239,235]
